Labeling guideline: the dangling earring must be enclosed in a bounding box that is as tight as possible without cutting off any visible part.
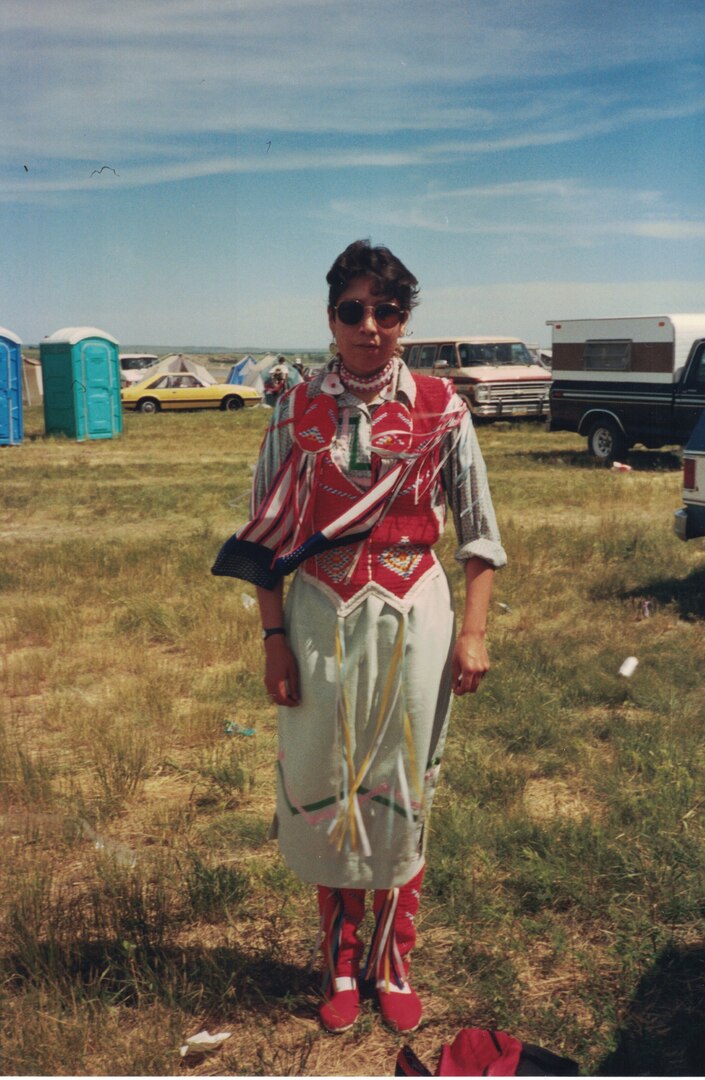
[394,323,411,359]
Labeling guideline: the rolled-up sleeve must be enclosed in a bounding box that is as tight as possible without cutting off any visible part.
[441,408,507,569]
[252,392,296,514]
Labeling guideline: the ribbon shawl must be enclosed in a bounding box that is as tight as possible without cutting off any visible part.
[211,377,465,590]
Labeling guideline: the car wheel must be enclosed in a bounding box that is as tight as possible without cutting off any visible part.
[587,418,628,464]
[222,395,244,411]
[137,398,160,414]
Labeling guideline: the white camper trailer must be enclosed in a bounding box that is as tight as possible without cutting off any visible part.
[548,314,705,462]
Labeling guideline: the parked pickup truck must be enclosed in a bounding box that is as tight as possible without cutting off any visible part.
[547,314,705,462]
[401,336,551,419]
[674,408,705,540]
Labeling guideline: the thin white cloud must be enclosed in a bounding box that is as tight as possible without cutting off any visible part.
[416,280,705,346]
[98,277,705,350]
[629,221,705,239]
[5,81,705,198]
[0,148,439,201]
[328,179,705,248]
[426,93,705,157]
[5,2,704,346]
[3,0,705,191]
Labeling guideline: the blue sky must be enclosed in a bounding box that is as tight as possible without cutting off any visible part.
[2,0,705,349]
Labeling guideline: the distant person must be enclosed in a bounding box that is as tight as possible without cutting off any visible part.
[212,240,506,1035]
[264,363,288,406]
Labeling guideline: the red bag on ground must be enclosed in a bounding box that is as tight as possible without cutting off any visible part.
[437,1028,523,1075]
[395,1027,580,1076]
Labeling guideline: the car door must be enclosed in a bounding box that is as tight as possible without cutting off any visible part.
[162,374,207,409]
[674,340,705,442]
[405,344,420,370]
[432,343,455,374]
[146,374,176,408]
[179,375,214,408]
[417,344,438,371]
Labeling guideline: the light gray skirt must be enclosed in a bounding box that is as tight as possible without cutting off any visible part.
[274,569,455,889]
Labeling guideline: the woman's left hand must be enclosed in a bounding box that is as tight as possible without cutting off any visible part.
[451,630,490,695]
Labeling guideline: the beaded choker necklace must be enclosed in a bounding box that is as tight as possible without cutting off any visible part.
[338,358,394,395]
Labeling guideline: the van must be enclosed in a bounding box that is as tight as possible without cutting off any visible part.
[119,353,159,386]
[548,315,705,462]
[400,336,551,419]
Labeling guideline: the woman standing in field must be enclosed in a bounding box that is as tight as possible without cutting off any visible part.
[212,240,506,1034]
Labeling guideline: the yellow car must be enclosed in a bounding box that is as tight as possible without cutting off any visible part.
[121,373,261,413]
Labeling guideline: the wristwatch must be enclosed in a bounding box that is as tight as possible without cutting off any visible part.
[262,626,286,640]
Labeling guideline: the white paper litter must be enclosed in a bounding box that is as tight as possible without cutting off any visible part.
[79,819,137,868]
[619,656,639,678]
[612,461,633,472]
[179,1029,232,1058]
[241,594,256,609]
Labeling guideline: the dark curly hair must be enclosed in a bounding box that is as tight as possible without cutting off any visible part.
[326,240,420,312]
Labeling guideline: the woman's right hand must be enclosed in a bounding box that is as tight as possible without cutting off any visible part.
[263,636,301,707]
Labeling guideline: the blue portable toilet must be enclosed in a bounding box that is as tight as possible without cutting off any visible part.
[41,326,122,441]
[0,326,23,445]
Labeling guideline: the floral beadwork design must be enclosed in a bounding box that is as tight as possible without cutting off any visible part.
[378,543,425,579]
[318,546,356,582]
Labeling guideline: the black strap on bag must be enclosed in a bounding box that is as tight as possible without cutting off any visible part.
[517,1042,580,1076]
[395,1029,580,1077]
[395,1044,432,1076]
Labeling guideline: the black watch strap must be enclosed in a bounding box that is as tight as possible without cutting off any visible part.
[262,626,286,640]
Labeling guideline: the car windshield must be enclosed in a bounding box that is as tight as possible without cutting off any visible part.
[458,343,534,366]
[121,357,157,370]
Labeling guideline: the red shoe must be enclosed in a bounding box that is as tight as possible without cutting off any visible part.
[319,976,360,1033]
[377,977,422,1033]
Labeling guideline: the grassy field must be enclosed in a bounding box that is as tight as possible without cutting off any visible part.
[1,405,704,1076]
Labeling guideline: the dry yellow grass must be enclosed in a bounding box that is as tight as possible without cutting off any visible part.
[1,406,704,1075]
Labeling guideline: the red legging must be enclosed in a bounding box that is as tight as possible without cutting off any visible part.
[317,885,366,990]
[317,865,425,988]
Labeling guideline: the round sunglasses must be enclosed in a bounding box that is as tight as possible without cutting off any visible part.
[332,300,406,329]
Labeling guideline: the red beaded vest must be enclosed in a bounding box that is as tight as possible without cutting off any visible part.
[300,376,454,607]
[211,372,465,603]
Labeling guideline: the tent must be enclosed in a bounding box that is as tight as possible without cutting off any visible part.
[138,353,216,386]
[226,354,258,385]
[22,355,43,404]
[242,354,304,395]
